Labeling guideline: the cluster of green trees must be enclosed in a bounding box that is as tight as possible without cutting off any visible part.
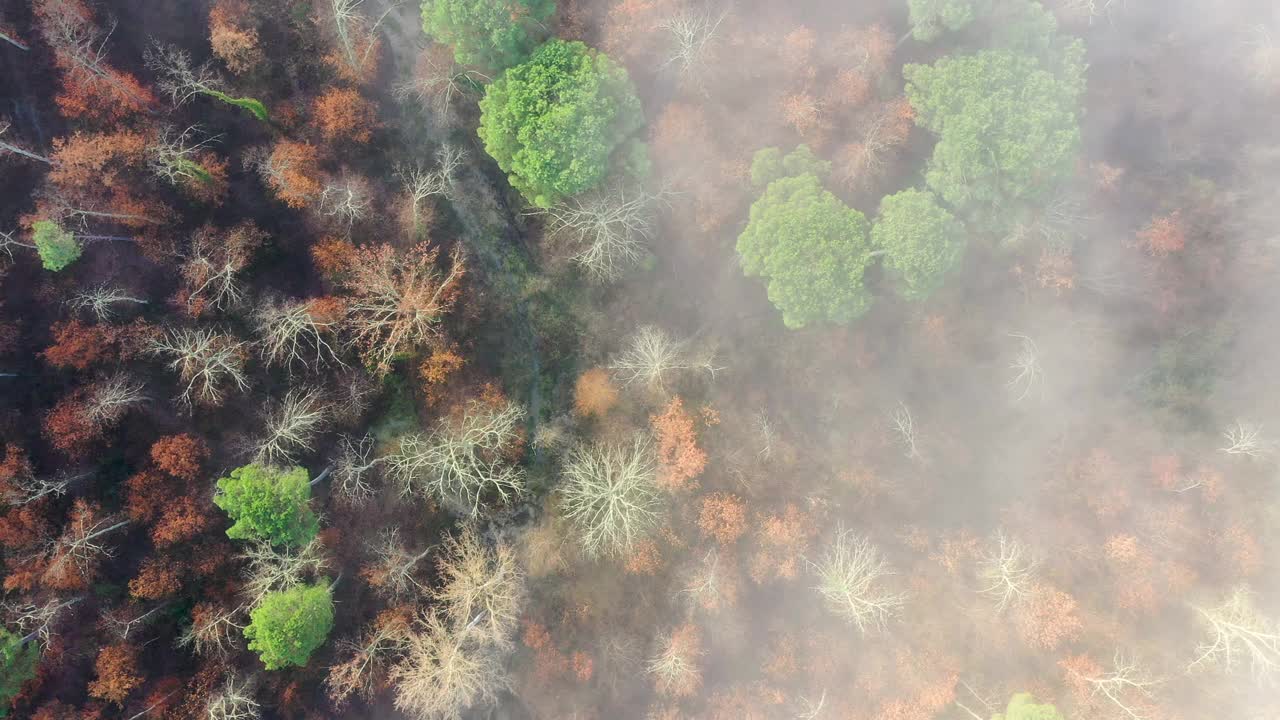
[214,464,333,670]
[737,0,1084,328]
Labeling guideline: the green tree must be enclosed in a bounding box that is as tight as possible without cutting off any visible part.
[213,464,319,547]
[871,188,965,301]
[903,45,1085,234]
[0,629,38,717]
[992,693,1064,720]
[477,39,645,207]
[244,582,334,670]
[32,220,82,271]
[421,0,555,71]
[908,0,990,43]
[750,144,831,188]
[737,170,873,329]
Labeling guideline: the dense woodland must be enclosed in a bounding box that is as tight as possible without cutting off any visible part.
[0,0,1279,718]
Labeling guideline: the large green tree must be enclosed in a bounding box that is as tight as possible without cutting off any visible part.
[478,39,645,207]
[244,582,334,670]
[0,629,37,717]
[213,464,319,547]
[992,693,1064,720]
[871,188,966,301]
[903,44,1084,234]
[737,154,873,328]
[32,220,82,271]
[421,0,554,71]
[908,0,990,43]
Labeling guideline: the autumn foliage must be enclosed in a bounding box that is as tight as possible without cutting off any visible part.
[88,643,143,705]
[650,396,707,492]
[698,493,747,545]
[313,87,380,143]
[209,0,263,74]
[149,434,209,480]
[262,140,324,208]
[573,368,618,418]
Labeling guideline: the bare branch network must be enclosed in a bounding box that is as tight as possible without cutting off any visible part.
[68,284,148,321]
[977,530,1040,613]
[384,399,527,515]
[530,184,669,283]
[148,124,222,186]
[332,433,383,507]
[432,525,525,651]
[149,328,250,406]
[559,436,663,559]
[1067,650,1162,720]
[811,527,906,633]
[609,325,722,391]
[390,611,509,720]
[238,535,331,606]
[1188,586,1280,685]
[365,526,433,600]
[254,296,346,372]
[1219,420,1271,458]
[253,387,331,465]
[1006,332,1044,403]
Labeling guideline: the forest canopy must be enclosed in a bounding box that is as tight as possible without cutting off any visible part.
[0,0,1274,718]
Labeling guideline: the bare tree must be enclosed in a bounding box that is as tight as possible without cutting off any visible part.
[754,410,776,461]
[342,243,465,376]
[679,547,737,613]
[559,437,663,559]
[327,613,412,706]
[43,507,129,587]
[977,530,1039,613]
[1219,420,1271,458]
[397,144,466,225]
[1065,650,1162,720]
[1188,586,1280,684]
[180,224,263,312]
[143,42,226,107]
[254,297,345,372]
[1006,333,1043,403]
[0,120,50,164]
[332,434,382,507]
[658,6,727,77]
[323,0,395,80]
[177,602,244,658]
[0,469,83,506]
[609,326,721,391]
[147,124,222,186]
[393,44,488,124]
[68,284,148,321]
[647,624,703,697]
[530,184,668,282]
[890,401,922,461]
[239,536,330,606]
[391,611,508,720]
[365,527,433,600]
[0,228,36,262]
[384,399,526,515]
[35,0,154,110]
[84,372,146,424]
[810,528,906,633]
[206,675,260,720]
[102,602,170,642]
[433,525,524,651]
[149,329,250,406]
[4,596,81,647]
[320,175,373,229]
[253,388,330,465]
[794,691,828,720]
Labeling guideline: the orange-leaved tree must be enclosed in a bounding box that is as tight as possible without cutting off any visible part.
[650,396,707,492]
